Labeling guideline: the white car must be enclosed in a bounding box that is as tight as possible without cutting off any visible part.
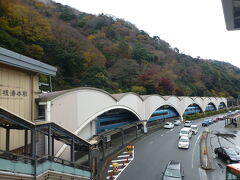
[164,122,174,129]
[184,121,192,127]
[174,120,181,126]
[178,136,190,149]
[191,125,198,135]
[179,127,192,139]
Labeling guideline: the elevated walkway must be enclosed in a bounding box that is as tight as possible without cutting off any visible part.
[0,107,92,179]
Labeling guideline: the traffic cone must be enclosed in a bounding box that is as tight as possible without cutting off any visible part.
[203,145,207,155]
[130,151,132,157]
[109,171,114,179]
[122,161,125,168]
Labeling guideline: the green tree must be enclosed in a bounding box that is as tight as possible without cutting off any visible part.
[80,64,112,90]
[130,86,146,95]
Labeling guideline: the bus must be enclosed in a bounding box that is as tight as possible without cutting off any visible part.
[226,163,240,180]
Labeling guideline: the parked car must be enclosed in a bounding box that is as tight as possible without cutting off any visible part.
[178,136,190,149]
[213,117,219,123]
[162,160,184,180]
[179,127,192,139]
[217,116,224,121]
[214,147,240,164]
[191,125,198,135]
[174,120,181,126]
[184,121,192,127]
[164,122,174,129]
[202,119,211,127]
[208,119,213,124]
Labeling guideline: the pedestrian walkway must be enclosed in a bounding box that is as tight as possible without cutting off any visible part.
[106,146,135,179]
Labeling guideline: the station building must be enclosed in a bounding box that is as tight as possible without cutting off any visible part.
[0,47,91,180]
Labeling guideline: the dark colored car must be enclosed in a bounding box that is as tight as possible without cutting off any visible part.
[208,119,213,124]
[214,147,240,164]
[162,160,184,180]
[202,119,210,127]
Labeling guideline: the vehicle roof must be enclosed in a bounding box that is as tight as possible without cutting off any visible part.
[180,136,189,140]
[181,127,191,131]
[227,163,240,170]
[222,147,235,151]
[168,160,181,170]
[191,125,197,127]
[185,121,191,122]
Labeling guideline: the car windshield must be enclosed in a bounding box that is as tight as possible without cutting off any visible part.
[181,130,188,134]
[192,126,197,130]
[180,138,188,142]
[226,149,238,156]
[165,168,181,178]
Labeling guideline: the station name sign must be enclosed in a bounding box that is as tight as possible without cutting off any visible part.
[0,88,28,98]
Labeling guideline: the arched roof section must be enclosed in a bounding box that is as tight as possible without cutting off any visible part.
[75,105,141,136]
[218,101,227,107]
[39,87,118,102]
[205,102,217,111]
[55,105,141,158]
[117,93,145,119]
[112,92,144,101]
[145,102,181,121]
[171,96,202,115]
[141,94,166,101]
[144,95,175,120]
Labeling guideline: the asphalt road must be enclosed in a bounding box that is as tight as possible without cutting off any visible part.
[117,119,208,180]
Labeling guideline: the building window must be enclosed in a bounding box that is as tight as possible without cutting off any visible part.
[38,105,46,121]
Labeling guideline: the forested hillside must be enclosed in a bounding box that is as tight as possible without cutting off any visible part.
[1,0,240,97]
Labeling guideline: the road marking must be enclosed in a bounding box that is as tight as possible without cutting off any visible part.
[161,134,164,136]
[108,150,135,180]
[192,134,201,168]
[170,129,174,131]
[199,168,207,180]
[111,158,133,162]
[118,154,129,158]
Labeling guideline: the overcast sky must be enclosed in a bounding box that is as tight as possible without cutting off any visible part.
[54,0,240,68]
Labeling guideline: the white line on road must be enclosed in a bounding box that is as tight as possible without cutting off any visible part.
[111,158,133,162]
[192,134,201,169]
[161,134,164,136]
[118,154,129,158]
[199,168,207,180]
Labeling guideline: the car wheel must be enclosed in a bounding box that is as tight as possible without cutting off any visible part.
[226,159,231,164]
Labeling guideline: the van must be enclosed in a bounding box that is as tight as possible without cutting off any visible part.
[179,127,192,139]
[191,125,198,135]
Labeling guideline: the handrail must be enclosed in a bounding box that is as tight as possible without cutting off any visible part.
[0,150,90,171]
[36,155,90,171]
[0,149,34,161]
